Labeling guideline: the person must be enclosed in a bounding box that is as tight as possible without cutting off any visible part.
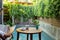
[0,31,12,40]
[0,25,13,40]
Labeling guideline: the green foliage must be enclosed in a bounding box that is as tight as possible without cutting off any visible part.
[3,3,35,22]
[33,0,60,18]
[4,19,12,26]
[3,3,12,25]
[3,0,60,25]
[48,0,60,18]
[32,19,39,25]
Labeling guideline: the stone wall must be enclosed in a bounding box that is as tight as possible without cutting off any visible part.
[39,20,60,40]
[39,17,60,27]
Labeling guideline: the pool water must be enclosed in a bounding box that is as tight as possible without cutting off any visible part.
[12,25,55,40]
[12,30,39,40]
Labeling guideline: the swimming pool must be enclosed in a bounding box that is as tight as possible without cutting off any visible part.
[12,25,55,40]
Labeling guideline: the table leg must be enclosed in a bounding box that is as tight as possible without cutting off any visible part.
[30,34,33,40]
[27,34,29,40]
[17,32,19,40]
[39,33,41,40]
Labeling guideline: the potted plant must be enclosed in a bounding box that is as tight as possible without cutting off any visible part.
[32,16,39,30]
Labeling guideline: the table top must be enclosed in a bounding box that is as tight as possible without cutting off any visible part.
[16,27,42,34]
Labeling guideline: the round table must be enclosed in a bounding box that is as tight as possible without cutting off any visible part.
[16,27,42,40]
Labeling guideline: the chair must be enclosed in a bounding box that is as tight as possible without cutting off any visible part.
[0,24,15,40]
